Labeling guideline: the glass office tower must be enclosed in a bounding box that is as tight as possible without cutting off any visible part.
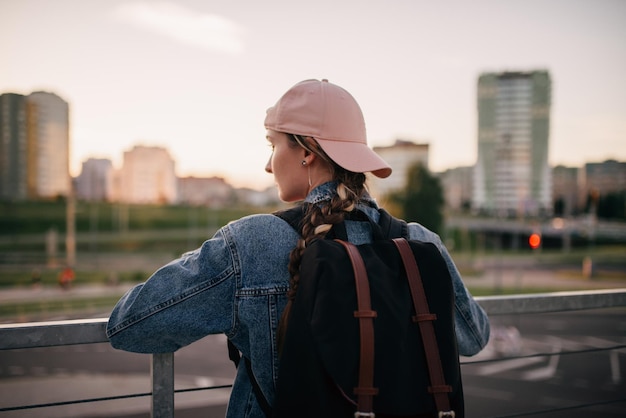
[473,70,552,217]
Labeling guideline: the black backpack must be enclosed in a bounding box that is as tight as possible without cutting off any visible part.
[230,205,463,418]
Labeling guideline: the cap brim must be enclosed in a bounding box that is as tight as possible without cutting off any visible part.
[314,138,392,178]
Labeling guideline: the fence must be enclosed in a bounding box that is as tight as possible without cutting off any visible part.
[1,288,625,417]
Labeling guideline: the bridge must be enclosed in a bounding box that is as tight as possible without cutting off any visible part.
[447,215,626,241]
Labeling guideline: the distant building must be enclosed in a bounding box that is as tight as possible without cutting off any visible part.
[473,70,552,217]
[552,165,580,216]
[178,176,233,207]
[26,92,71,199]
[440,166,473,212]
[0,91,70,200]
[118,145,177,204]
[0,93,28,200]
[75,158,114,201]
[370,139,429,199]
[235,186,281,207]
[78,144,280,206]
[583,160,626,196]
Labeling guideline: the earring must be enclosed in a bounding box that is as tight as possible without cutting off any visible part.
[301,160,307,166]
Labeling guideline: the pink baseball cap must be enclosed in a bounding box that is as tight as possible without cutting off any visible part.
[264,79,392,178]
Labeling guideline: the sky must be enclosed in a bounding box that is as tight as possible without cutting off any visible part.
[1,0,625,190]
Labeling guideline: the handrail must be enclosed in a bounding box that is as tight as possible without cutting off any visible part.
[3,289,624,351]
[476,288,626,315]
[0,317,108,349]
[0,317,173,418]
[1,288,625,417]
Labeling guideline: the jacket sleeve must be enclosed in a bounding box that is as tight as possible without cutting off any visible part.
[106,227,237,353]
[408,223,490,356]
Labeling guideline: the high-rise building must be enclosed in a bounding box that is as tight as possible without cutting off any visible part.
[473,70,552,217]
[118,145,177,204]
[0,91,70,200]
[26,91,71,199]
[0,93,28,200]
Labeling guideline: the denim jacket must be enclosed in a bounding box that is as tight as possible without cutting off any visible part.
[107,182,490,418]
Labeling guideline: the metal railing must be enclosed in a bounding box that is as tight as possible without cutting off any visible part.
[1,288,625,417]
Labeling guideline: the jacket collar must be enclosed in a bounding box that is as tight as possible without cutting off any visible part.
[304,181,379,209]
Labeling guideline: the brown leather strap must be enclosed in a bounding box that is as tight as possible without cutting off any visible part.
[336,240,379,415]
[392,238,454,415]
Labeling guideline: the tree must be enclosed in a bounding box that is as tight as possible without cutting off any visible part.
[390,163,444,234]
[598,191,626,220]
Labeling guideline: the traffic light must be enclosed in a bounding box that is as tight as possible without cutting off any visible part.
[529,233,541,249]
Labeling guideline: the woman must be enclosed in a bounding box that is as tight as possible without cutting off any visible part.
[107,79,490,417]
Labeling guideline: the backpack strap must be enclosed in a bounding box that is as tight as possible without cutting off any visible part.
[227,338,241,368]
[336,240,379,416]
[392,238,455,417]
[273,204,308,235]
[377,208,408,239]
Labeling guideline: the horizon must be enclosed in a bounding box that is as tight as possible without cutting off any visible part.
[2,0,625,190]
[72,140,623,193]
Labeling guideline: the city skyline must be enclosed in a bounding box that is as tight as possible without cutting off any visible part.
[2,0,624,190]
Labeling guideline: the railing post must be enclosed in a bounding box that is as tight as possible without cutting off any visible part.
[151,352,174,418]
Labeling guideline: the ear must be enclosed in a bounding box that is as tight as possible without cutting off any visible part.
[301,137,319,165]
[302,150,317,166]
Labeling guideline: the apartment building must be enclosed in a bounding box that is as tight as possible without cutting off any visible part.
[118,145,177,204]
[75,158,114,202]
[370,139,429,200]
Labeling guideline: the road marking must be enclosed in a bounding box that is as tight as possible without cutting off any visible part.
[522,352,560,381]
[194,376,215,387]
[520,336,561,381]
[610,350,621,384]
[476,357,544,376]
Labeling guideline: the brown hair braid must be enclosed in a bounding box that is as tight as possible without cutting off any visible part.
[277,134,367,351]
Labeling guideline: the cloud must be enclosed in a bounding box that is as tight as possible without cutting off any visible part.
[113,1,245,54]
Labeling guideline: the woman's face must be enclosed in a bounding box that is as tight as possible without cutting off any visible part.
[265,130,309,202]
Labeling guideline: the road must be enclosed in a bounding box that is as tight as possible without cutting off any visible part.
[1,309,624,417]
[0,331,235,418]
[463,309,626,417]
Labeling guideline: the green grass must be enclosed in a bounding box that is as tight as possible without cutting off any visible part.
[0,270,150,288]
[1,200,624,321]
[0,296,123,320]
[0,284,611,322]
[0,200,265,236]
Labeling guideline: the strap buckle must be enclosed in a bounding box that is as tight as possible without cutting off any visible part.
[354,413,375,418]
[439,411,456,418]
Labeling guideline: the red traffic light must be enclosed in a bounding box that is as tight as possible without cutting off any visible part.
[529,233,541,249]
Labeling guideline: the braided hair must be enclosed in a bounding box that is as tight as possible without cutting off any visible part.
[278,134,368,350]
